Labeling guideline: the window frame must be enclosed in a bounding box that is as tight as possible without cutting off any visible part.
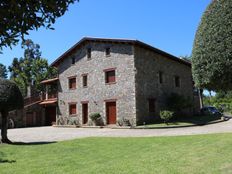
[87,48,91,59]
[69,103,77,116]
[68,76,77,90]
[71,57,75,65]
[82,74,88,87]
[105,47,111,57]
[158,71,163,84]
[174,76,181,88]
[104,68,116,84]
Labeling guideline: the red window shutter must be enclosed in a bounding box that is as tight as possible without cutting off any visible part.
[106,70,115,83]
[69,104,76,115]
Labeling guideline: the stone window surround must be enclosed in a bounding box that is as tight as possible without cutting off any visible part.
[81,101,89,104]
[87,47,91,60]
[105,47,111,57]
[174,75,181,88]
[68,102,77,116]
[158,71,164,84]
[103,67,116,85]
[71,57,75,65]
[81,73,88,88]
[68,76,77,90]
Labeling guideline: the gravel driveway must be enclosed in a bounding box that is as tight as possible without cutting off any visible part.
[6,119,232,143]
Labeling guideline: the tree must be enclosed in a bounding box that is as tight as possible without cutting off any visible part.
[0,0,78,50]
[192,0,232,91]
[9,40,57,97]
[0,64,7,78]
[0,78,23,143]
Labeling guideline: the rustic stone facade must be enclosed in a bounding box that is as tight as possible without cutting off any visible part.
[57,42,136,126]
[53,37,199,126]
[134,46,195,124]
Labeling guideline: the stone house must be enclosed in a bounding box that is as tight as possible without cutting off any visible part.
[41,37,199,126]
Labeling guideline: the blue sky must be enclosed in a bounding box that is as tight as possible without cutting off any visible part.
[0,0,211,68]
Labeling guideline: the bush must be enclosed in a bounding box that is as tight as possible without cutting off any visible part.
[166,93,193,114]
[160,110,174,124]
[89,113,104,126]
[89,113,101,121]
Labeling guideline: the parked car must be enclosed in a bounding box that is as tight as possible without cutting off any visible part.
[200,106,223,116]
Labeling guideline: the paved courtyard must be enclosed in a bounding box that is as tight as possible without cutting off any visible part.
[4,119,232,143]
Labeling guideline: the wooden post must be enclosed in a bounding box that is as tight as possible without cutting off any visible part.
[198,88,204,109]
[45,85,48,100]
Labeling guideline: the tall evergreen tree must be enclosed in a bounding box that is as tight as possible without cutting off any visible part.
[9,40,57,97]
[192,0,232,91]
[0,63,7,78]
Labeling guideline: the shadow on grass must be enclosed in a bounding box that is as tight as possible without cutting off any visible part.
[0,152,16,164]
[11,141,56,146]
[0,159,16,163]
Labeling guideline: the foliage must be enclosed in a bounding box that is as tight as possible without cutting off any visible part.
[0,78,23,143]
[0,78,23,112]
[179,55,191,63]
[1,134,232,173]
[160,110,174,124]
[166,93,193,113]
[8,39,57,96]
[204,95,232,114]
[89,113,101,121]
[0,64,7,79]
[0,0,78,51]
[192,0,232,91]
[89,113,104,126]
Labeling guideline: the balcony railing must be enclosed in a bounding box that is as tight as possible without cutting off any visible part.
[24,92,58,107]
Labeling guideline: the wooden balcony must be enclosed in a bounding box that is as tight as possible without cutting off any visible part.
[24,92,58,107]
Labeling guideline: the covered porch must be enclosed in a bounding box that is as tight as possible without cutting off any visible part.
[40,77,59,126]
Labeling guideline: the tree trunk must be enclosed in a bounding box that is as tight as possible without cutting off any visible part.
[198,88,204,109]
[1,110,11,144]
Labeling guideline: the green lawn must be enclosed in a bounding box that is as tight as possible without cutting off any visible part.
[1,134,232,174]
[137,115,223,128]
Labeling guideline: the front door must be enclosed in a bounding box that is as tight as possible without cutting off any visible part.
[82,103,88,124]
[106,101,116,124]
[45,106,56,126]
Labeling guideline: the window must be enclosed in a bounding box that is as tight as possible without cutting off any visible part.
[82,74,88,87]
[106,47,110,56]
[71,57,75,64]
[174,76,180,87]
[69,103,77,115]
[87,48,91,59]
[105,69,116,84]
[158,71,163,84]
[69,77,76,89]
[148,98,156,112]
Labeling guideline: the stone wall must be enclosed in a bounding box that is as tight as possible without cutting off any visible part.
[0,104,46,128]
[57,42,137,125]
[134,46,198,125]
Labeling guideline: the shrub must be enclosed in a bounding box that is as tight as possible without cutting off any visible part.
[160,110,174,124]
[89,113,104,126]
[89,113,101,121]
[166,93,193,114]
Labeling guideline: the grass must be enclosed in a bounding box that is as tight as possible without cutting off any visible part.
[137,115,223,128]
[1,134,232,173]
